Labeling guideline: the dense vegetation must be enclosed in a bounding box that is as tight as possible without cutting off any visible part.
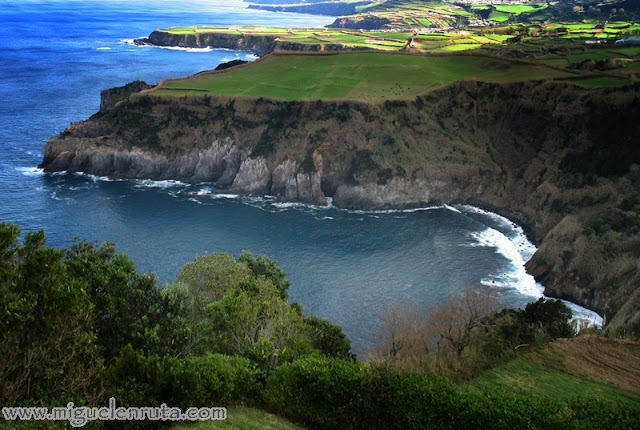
[1,222,639,429]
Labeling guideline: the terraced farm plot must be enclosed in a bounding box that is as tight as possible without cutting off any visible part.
[494,4,547,14]
[433,43,481,52]
[153,52,578,103]
[488,11,510,23]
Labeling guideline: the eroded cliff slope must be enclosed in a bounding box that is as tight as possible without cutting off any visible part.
[40,80,640,334]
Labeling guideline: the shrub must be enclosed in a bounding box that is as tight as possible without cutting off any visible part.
[455,388,556,430]
[303,315,354,360]
[357,366,456,430]
[264,356,458,430]
[264,356,369,429]
[106,346,257,409]
[176,354,257,408]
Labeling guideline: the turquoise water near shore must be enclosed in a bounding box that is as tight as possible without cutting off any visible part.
[0,0,600,352]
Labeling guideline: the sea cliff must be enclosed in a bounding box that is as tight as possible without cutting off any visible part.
[135,30,356,56]
[40,79,640,335]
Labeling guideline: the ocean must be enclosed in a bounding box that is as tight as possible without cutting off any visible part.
[0,0,600,352]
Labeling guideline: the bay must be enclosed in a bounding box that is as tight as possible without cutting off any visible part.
[0,0,600,353]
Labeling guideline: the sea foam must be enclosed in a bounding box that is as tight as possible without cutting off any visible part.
[17,167,44,177]
[133,179,187,188]
[459,205,603,328]
[468,227,543,298]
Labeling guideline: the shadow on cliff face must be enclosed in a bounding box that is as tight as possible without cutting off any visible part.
[39,80,640,336]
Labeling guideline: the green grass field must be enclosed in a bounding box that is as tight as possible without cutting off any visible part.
[464,354,640,407]
[494,4,546,14]
[488,11,510,23]
[172,407,304,430]
[463,336,640,408]
[153,52,577,102]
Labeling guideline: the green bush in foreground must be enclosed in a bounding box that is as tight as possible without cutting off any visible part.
[264,355,640,430]
[264,356,368,429]
[264,356,457,429]
[106,345,257,410]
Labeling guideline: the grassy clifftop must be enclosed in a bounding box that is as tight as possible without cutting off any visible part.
[43,57,640,334]
[150,52,584,102]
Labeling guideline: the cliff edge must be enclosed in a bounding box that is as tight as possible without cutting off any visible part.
[40,80,640,335]
[135,30,356,56]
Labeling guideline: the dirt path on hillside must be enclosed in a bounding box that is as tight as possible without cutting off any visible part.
[550,335,640,394]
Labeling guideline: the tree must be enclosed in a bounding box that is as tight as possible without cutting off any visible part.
[65,239,187,362]
[304,315,354,360]
[375,299,428,359]
[521,297,573,341]
[174,252,252,304]
[427,287,502,359]
[483,297,574,353]
[0,223,102,404]
[238,250,291,299]
[203,278,313,363]
[169,251,322,364]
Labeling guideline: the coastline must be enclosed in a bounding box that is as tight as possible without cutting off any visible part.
[31,167,607,327]
[38,35,640,334]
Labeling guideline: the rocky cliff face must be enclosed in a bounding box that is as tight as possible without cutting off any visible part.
[135,31,353,56]
[40,80,640,332]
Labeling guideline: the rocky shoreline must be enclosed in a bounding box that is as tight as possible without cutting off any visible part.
[40,78,640,334]
[134,30,361,57]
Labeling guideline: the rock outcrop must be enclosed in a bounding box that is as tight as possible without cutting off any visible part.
[100,81,153,111]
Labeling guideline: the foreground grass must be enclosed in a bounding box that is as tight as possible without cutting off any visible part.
[463,336,640,408]
[153,52,578,102]
[172,407,305,430]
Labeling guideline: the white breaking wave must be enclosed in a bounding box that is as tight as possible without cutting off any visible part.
[443,204,461,213]
[347,205,441,215]
[461,205,603,328]
[97,47,111,50]
[163,46,214,52]
[469,227,543,298]
[73,172,114,182]
[458,204,536,260]
[562,300,603,329]
[122,39,213,52]
[17,167,44,176]
[209,193,240,199]
[133,179,187,188]
[271,201,331,211]
[195,187,212,196]
[123,39,265,59]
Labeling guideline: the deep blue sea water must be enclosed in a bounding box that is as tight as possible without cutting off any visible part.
[0,0,600,352]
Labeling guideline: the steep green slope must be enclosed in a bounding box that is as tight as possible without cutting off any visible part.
[464,335,640,407]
